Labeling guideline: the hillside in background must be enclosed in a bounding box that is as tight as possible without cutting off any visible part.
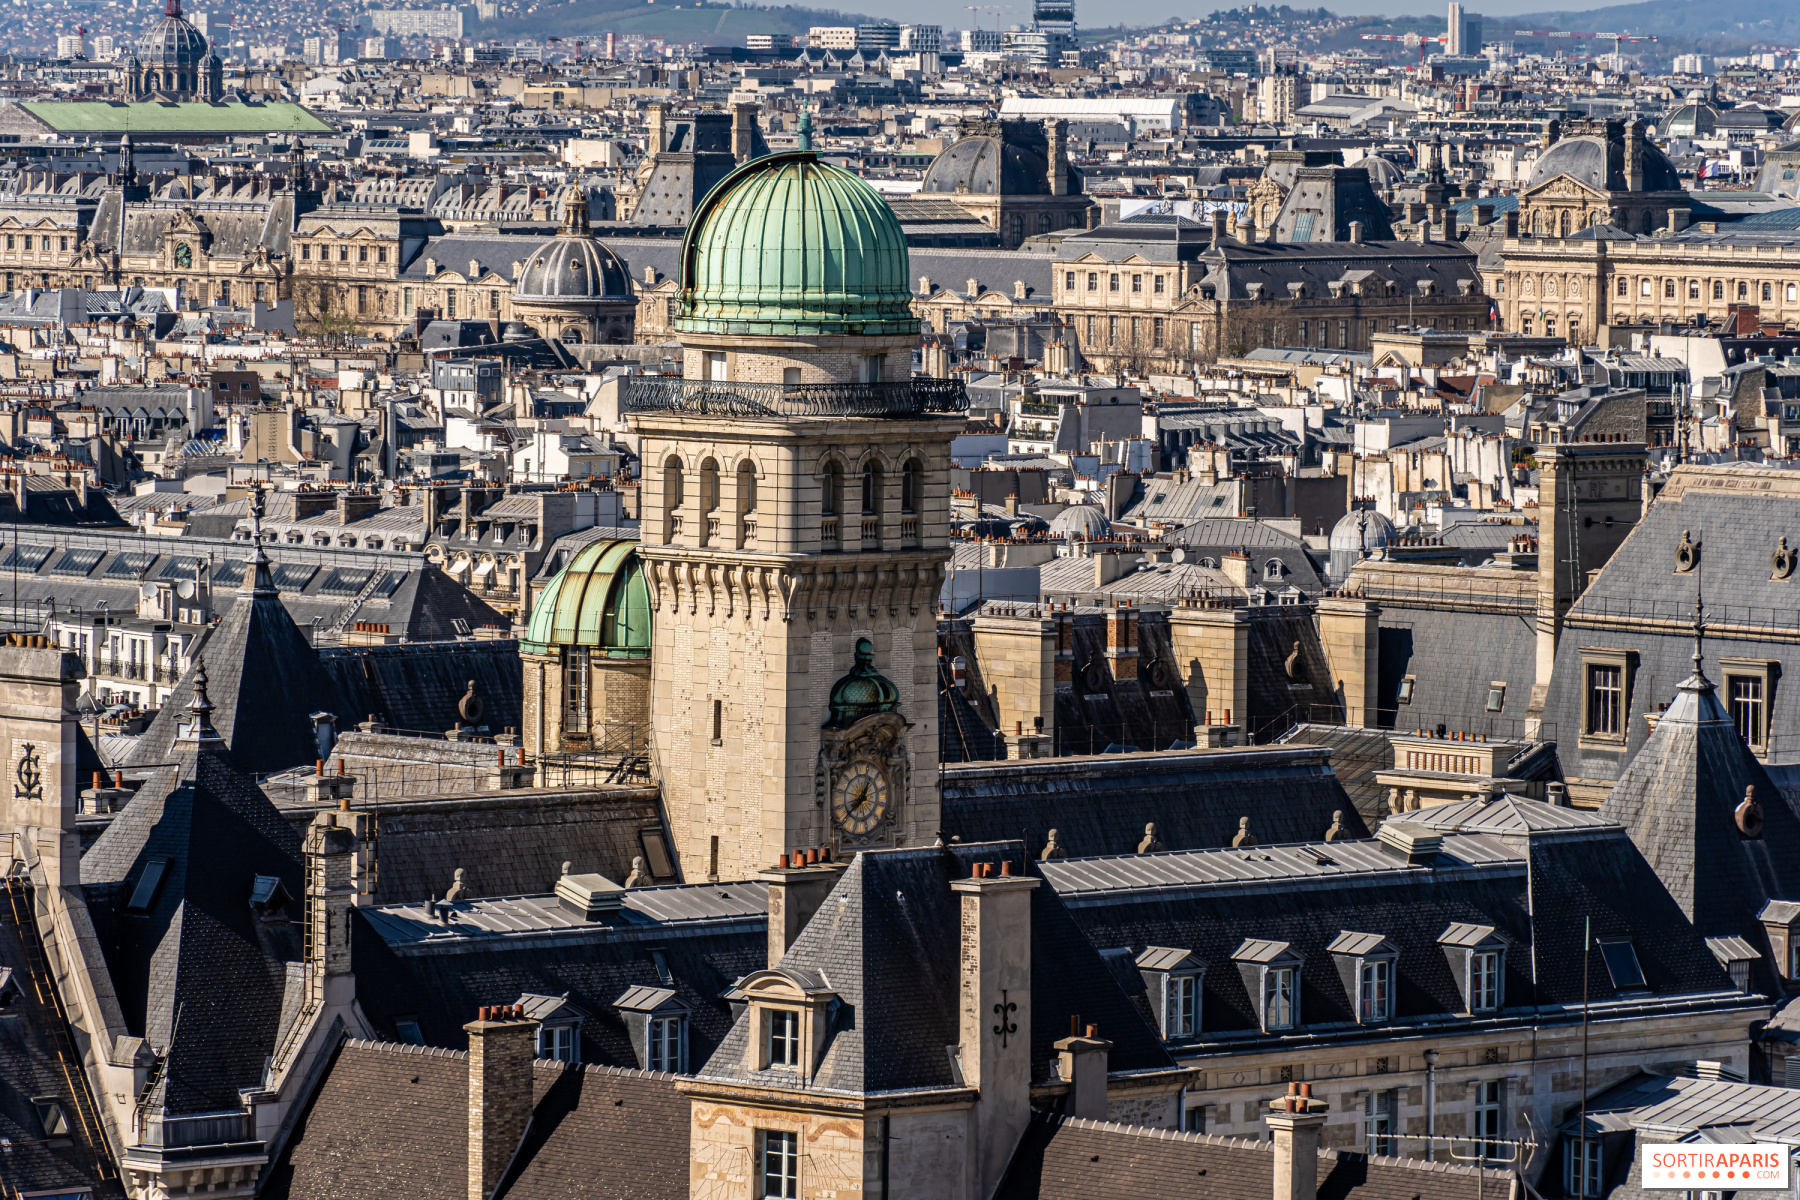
[1509,0,1800,55]
[474,0,877,42]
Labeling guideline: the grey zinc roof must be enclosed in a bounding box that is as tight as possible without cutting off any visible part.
[1403,793,1615,835]
[361,880,770,949]
[1038,830,1518,901]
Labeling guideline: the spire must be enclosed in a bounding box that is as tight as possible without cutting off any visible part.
[177,658,224,747]
[241,486,278,598]
[1690,583,1707,681]
[796,105,813,153]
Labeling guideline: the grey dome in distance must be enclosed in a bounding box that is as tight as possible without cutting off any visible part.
[1328,508,1396,584]
[1528,135,1683,193]
[1329,507,1396,554]
[139,0,207,69]
[1049,503,1112,539]
[922,136,1051,197]
[513,238,631,300]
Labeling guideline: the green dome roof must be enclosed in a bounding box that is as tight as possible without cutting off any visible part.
[826,637,901,729]
[677,151,918,338]
[521,539,650,657]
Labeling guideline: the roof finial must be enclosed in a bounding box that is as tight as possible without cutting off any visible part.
[178,657,223,746]
[241,485,278,598]
[560,183,590,236]
[796,105,813,153]
[164,0,181,18]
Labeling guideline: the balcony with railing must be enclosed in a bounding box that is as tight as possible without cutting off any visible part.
[623,376,968,419]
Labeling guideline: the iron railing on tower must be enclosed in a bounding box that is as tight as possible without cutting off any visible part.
[622,376,969,420]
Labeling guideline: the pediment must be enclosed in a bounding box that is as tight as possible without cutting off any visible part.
[1524,175,1606,201]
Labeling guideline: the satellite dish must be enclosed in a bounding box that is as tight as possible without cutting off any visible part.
[175,580,197,600]
[1171,548,1187,564]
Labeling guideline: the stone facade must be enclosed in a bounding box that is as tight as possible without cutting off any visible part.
[1498,232,1800,343]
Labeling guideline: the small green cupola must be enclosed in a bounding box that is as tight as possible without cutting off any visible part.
[826,638,901,729]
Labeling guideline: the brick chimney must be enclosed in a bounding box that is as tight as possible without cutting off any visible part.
[1267,1089,1329,1200]
[465,1006,538,1200]
[1055,1023,1111,1118]
[952,861,1039,1200]
[1104,604,1137,681]
[757,849,847,968]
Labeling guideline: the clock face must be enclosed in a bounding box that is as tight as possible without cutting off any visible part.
[832,761,890,838]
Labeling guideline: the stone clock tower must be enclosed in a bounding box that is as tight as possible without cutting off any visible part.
[625,148,965,883]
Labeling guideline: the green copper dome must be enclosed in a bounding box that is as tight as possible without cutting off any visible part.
[826,637,902,729]
[677,151,918,338]
[521,539,650,658]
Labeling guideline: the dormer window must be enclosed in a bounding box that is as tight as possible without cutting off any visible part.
[517,992,584,1063]
[1328,931,1398,1024]
[767,1009,799,1069]
[1136,946,1203,1042]
[1706,936,1759,993]
[1440,923,1507,1014]
[1759,900,1800,982]
[1233,939,1301,1032]
[615,983,689,1073]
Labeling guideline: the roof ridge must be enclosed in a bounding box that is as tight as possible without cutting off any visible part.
[1044,1111,1270,1151]
[343,1037,469,1062]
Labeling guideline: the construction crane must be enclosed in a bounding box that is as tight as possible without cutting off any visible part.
[964,4,1010,31]
[1513,28,1657,63]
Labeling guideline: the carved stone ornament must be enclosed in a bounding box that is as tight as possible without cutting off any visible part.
[1773,536,1796,581]
[1736,785,1764,840]
[1674,529,1700,574]
[817,711,910,845]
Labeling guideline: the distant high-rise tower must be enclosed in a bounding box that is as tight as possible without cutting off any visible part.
[1018,0,1075,67]
[1446,0,1482,56]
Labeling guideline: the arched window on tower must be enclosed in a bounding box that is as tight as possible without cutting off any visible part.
[663,455,685,543]
[698,458,720,546]
[822,462,842,551]
[861,461,883,547]
[736,461,757,549]
[901,458,922,547]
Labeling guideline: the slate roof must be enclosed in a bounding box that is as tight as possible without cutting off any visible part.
[263,1039,689,1200]
[1045,814,1743,1045]
[121,554,341,776]
[350,883,765,1068]
[80,720,303,1116]
[942,745,1365,860]
[1597,647,1800,991]
[995,1111,1512,1200]
[694,843,1175,1095]
[1540,465,1800,781]
[318,639,522,738]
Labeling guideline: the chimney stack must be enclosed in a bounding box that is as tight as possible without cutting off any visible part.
[757,851,847,968]
[1348,220,1363,244]
[1055,1025,1112,1118]
[1211,210,1227,248]
[465,1007,538,1200]
[1267,1089,1329,1200]
[1503,210,1519,238]
[646,102,670,154]
[952,860,1039,1200]
[0,643,81,888]
[1046,119,1070,197]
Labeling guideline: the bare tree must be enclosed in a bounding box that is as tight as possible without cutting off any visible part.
[290,277,363,343]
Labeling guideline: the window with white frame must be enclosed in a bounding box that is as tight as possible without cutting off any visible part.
[1364,1090,1395,1156]
[761,1130,799,1199]
[1474,1079,1502,1159]
[1167,973,1198,1038]
[1359,959,1391,1022]
[1565,1137,1601,1197]
[767,1009,799,1069]
[1471,950,1501,1012]
[1265,967,1295,1030]
[538,1024,576,1062]
[651,1015,684,1072]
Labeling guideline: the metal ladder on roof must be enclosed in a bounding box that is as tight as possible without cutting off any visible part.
[1,876,119,1190]
[326,568,390,637]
